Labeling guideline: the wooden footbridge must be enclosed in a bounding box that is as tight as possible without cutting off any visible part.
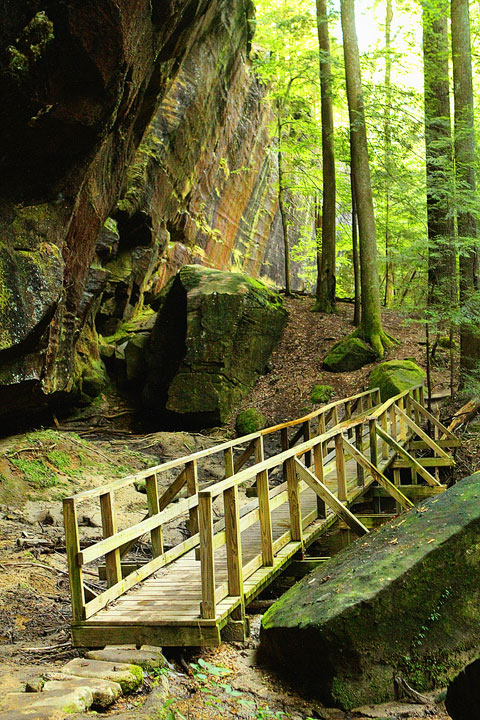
[64,385,459,647]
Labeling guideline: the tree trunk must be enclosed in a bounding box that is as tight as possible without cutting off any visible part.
[313,0,336,314]
[383,0,394,307]
[451,0,480,374]
[341,0,392,356]
[277,114,291,296]
[422,0,455,311]
[351,148,361,326]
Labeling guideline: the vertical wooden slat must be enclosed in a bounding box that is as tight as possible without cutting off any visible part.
[375,388,382,405]
[280,428,288,481]
[285,456,303,542]
[381,410,389,460]
[63,498,85,622]
[224,485,243,598]
[100,491,122,588]
[317,412,326,437]
[398,397,407,441]
[313,443,327,517]
[413,388,421,425]
[419,385,425,408]
[389,403,397,441]
[369,420,378,466]
[335,433,347,502]
[355,424,364,486]
[332,405,339,427]
[366,392,373,409]
[184,460,199,536]
[304,420,312,467]
[254,437,274,566]
[145,474,164,558]
[345,400,353,438]
[199,493,216,619]
[394,467,402,514]
[224,447,234,478]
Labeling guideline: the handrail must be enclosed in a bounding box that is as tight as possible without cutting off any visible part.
[65,383,444,626]
[66,387,380,503]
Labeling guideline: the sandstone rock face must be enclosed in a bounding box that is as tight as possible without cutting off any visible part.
[143,266,287,427]
[0,0,307,427]
[261,474,480,709]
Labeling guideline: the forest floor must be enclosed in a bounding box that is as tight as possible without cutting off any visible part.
[0,297,475,720]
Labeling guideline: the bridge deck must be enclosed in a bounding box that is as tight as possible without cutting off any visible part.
[66,386,458,648]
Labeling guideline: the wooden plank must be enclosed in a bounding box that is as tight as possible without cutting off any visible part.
[409,438,461,449]
[63,498,85,622]
[199,494,216,619]
[391,458,453,468]
[72,623,222,648]
[375,423,441,486]
[394,405,452,460]
[369,420,378,466]
[146,474,163,558]
[313,443,327,517]
[234,441,255,472]
[185,460,199,536]
[100,491,122,587]
[286,456,303,542]
[335,434,347,501]
[342,437,413,510]
[294,460,369,536]
[354,424,364,486]
[380,410,389,460]
[370,484,447,498]
[254,437,274,566]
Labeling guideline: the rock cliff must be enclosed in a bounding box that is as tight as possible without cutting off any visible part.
[0,0,307,427]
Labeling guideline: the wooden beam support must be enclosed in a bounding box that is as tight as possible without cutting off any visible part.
[342,437,413,510]
[145,474,164,558]
[286,457,303,542]
[294,459,369,536]
[394,405,452,460]
[199,494,216,619]
[63,498,85,622]
[100,491,122,588]
[374,424,441,486]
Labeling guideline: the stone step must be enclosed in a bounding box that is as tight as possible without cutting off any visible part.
[85,643,167,670]
[0,686,93,719]
[62,657,144,693]
[44,676,122,708]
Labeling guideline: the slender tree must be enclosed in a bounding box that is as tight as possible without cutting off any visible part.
[313,0,336,313]
[451,0,480,375]
[350,140,361,326]
[422,0,455,312]
[341,0,393,355]
[383,0,395,306]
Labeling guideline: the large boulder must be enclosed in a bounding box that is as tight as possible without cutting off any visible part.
[142,266,287,427]
[261,474,480,709]
[369,359,425,401]
[323,337,376,373]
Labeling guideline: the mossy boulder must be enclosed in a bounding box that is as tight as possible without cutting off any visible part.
[235,408,266,436]
[143,266,287,428]
[261,474,480,709]
[310,384,334,404]
[323,337,376,373]
[369,359,425,401]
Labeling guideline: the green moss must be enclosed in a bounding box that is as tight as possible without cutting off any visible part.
[235,408,267,436]
[310,384,334,404]
[369,360,425,401]
[11,458,60,488]
[119,664,144,693]
[323,336,376,373]
[46,450,71,473]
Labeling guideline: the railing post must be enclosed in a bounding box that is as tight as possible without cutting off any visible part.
[254,437,274,566]
[398,397,407,441]
[375,388,381,405]
[63,498,85,622]
[280,428,288,481]
[313,441,327,517]
[413,388,421,425]
[389,403,397,441]
[224,485,243,600]
[285,456,303,542]
[419,385,425,408]
[224,447,234,478]
[335,433,347,502]
[369,420,378,467]
[366,392,373,409]
[145,474,164,558]
[185,460,199,536]
[100,491,122,587]
[355,423,364,487]
[199,492,216,619]
[380,410,389,460]
[345,400,353,438]
[317,412,326,437]
[304,420,312,467]
[332,405,339,427]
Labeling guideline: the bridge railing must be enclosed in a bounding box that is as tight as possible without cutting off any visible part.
[64,385,443,625]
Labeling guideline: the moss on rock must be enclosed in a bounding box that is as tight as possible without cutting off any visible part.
[261,474,480,709]
[369,359,425,401]
[235,408,266,436]
[323,337,376,373]
[143,266,287,427]
[310,384,334,404]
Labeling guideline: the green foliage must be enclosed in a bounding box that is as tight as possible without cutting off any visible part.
[10,458,61,489]
[310,384,334,404]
